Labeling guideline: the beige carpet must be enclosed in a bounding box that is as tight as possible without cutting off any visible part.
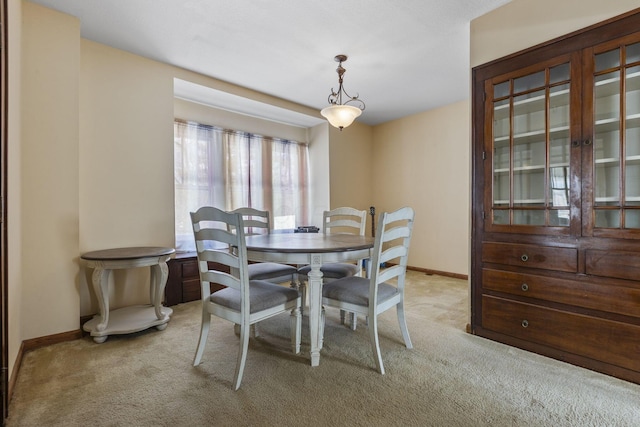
[6,272,640,426]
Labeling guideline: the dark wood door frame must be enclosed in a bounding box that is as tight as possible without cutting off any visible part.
[1,0,9,422]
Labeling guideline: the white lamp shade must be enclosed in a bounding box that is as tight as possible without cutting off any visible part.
[321,105,362,129]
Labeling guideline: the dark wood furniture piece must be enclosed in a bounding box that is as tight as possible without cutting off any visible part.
[165,252,226,306]
[471,9,640,384]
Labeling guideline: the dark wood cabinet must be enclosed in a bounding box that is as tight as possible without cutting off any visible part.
[472,9,640,384]
[165,252,226,306]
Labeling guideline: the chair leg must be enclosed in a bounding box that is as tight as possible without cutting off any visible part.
[340,309,346,325]
[299,280,307,316]
[369,315,385,375]
[193,311,210,366]
[397,302,413,349]
[290,303,302,354]
[233,323,250,391]
[320,306,326,347]
[349,312,357,331]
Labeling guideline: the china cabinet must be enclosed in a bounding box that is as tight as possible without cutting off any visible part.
[471,9,640,383]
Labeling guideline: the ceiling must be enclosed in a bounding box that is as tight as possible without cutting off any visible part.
[29,0,511,127]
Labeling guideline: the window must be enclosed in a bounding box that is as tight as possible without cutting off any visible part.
[174,120,310,251]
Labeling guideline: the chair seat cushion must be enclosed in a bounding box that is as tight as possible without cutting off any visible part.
[211,280,299,313]
[322,276,398,306]
[247,262,296,280]
[297,262,360,279]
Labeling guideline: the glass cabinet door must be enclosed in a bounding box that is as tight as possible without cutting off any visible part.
[591,41,640,232]
[489,61,572,231]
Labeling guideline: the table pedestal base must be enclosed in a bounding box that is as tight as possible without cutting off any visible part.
[83,305,173,343]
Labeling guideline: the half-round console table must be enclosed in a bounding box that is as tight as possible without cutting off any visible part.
[81,246,175,343]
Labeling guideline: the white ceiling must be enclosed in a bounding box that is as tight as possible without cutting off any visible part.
[29,0,511,126]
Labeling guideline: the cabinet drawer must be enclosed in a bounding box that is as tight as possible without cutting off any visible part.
[482,295,640,372]
[182,278,201,302]
[586,249,640,281]
[182,260,199,278]
[483,268,640,318]
[482,242,577,273]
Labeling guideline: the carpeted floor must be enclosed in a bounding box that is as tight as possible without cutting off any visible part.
[6,271,640,426]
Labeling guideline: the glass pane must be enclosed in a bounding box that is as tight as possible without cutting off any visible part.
[549,84,570,130]
[594,128,620,160]
[514,71,545,93]
[513,90,545,143]
[595,210,620,228]
[627,126,640,157]
[626,65,640,117]
[514,170,544,205]
[595,48,620,72]
[550,132,570,166]
[493,172,509,206]
[550,167,569,207]
[493,209,509,225]
[594,69,621,209]
[625,160,640,205]
[514,139,545,169]
[493,98,510,142]
[625,210,640,229]
[550,63,570,84]
[513,210,544,225]
[595,162,620,205]
[549,209,570,226]
[494,81,510,98]
[494,140,510,171]
[595,71,620,122]
[626,126,640,206]
[627,42,640,64]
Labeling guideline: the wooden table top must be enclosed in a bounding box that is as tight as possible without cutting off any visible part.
[244,233,373,253]
[81,246,175,261]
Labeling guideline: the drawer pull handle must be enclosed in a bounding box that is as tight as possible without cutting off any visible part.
[521,320,529,328]
[521,283,529,291]
[521,254,529,262]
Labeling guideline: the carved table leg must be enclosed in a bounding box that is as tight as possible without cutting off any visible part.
[91,267,111,343]
[150,262,169,320]
[308,253,324,367]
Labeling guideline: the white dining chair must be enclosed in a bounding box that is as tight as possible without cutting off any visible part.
[320,206,415,374]
[191,206,302,390]
[297,207,367,328]
[229,207,298,284]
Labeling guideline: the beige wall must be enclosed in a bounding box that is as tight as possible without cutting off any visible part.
[471,0,640,67]
[327,122,374,232]
[21,2,80,338]
[78,40,176,313]
[372,101,471,276]
[7,0,22,377]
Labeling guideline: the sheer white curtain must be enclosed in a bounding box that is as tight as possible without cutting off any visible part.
[174,120,310,252]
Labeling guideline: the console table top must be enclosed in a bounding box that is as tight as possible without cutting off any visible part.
[81,246,175,261]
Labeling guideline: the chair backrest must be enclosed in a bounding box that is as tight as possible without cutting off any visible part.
[368,207,415,298]
[323,207,367,236]
[190,206,249,304]
[229,207,271,236]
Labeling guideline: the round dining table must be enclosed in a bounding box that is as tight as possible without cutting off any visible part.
[244,233,374,366]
